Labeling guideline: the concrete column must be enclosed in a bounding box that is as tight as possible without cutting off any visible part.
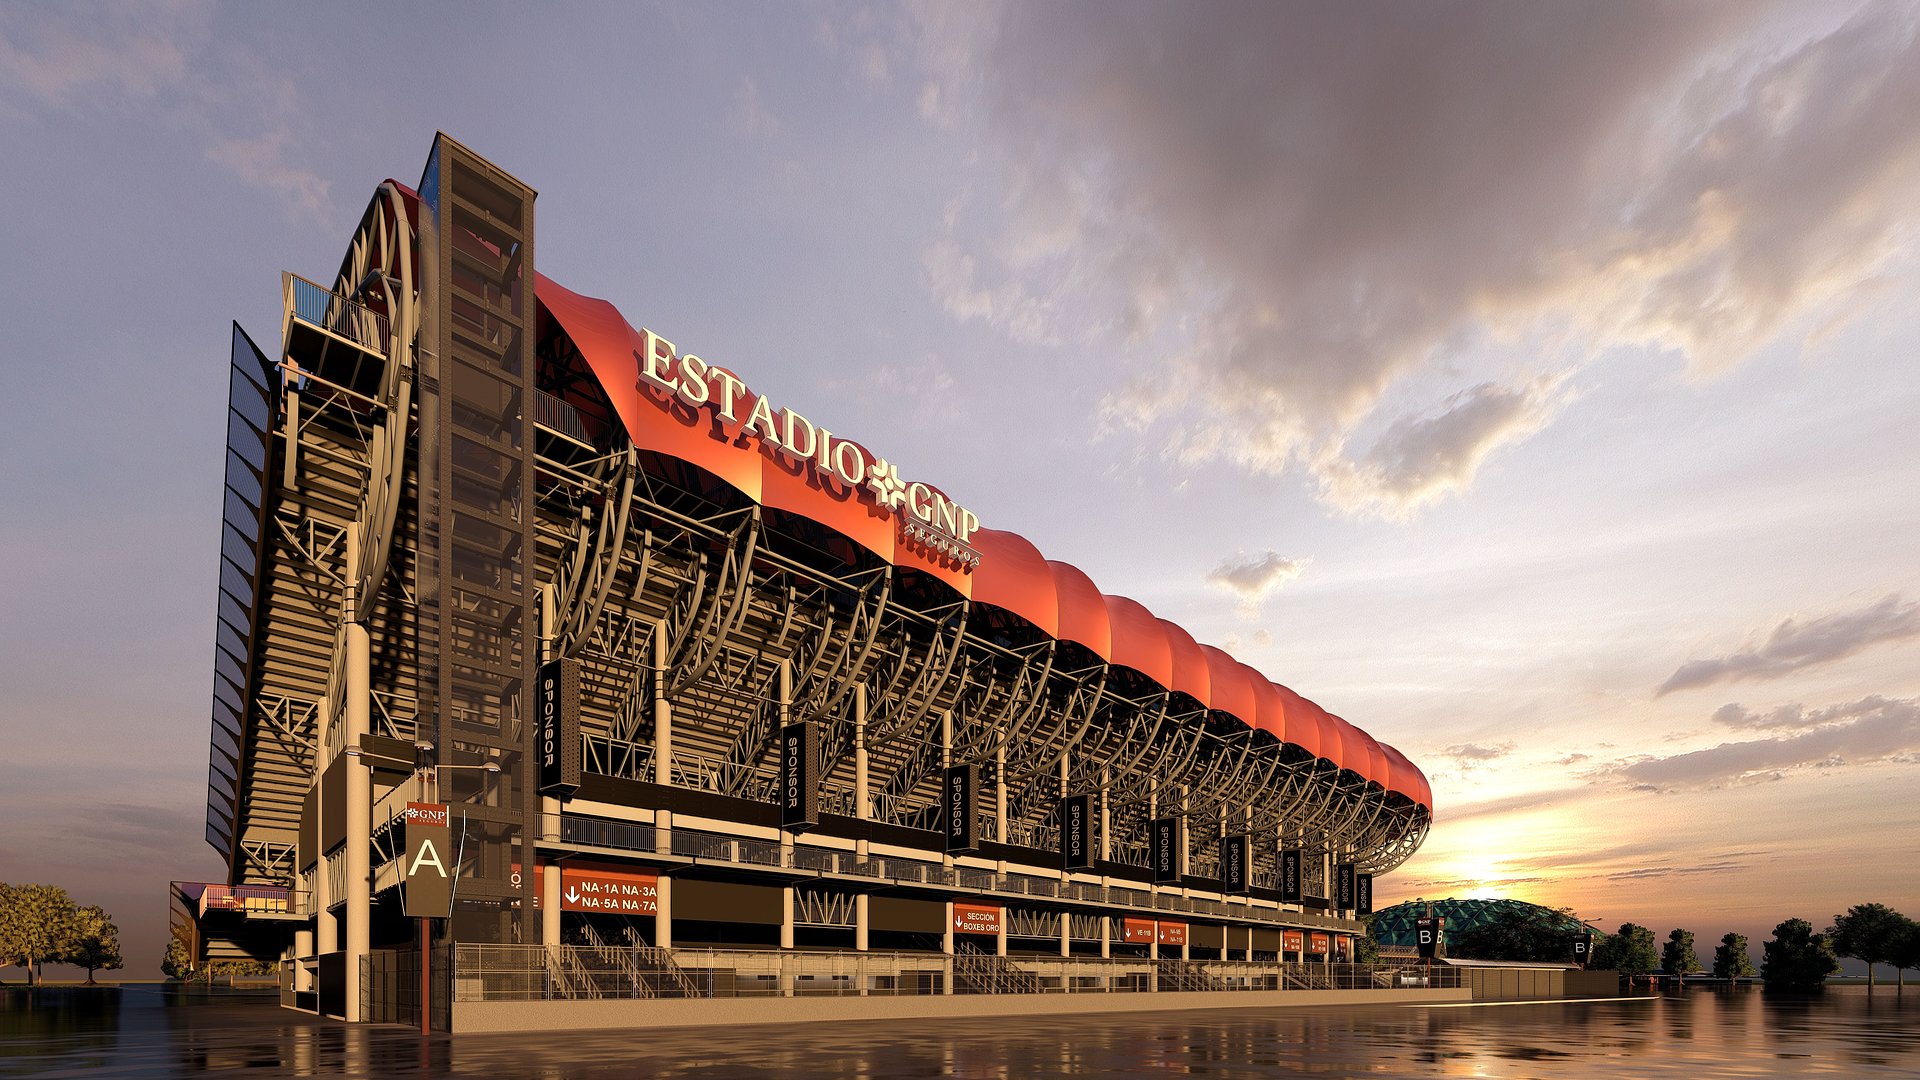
[314,700,335,959]
[654,876,672,950]
[780,886,795,949]
[343,531,370,1023]
[993,743,1008,878]
[853,685,869,956]
[941,899,954,996]
[996,915,1008,958]
[652,622,673,873]
[293,927,313,992]
[1060,912,1072,958]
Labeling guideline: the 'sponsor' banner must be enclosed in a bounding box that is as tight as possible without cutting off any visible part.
[1336,862,1356,910]
[780,722,820,831]
[1150,817,1182,883]
[535,658,582,797]
[1280,848,1303,903]
[1356,872,1373,916]
[944,764,979,853]
[1060,793,1095,870]
[1219,833,1249,894]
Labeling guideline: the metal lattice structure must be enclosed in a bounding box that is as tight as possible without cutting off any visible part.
[201,135,1434,1023]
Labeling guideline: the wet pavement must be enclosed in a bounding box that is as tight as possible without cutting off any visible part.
[3,983,1918,1078]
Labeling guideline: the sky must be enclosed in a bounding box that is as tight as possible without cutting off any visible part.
[2,1,1916,978]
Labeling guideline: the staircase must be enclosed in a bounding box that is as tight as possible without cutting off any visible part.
[952,946,1044,994]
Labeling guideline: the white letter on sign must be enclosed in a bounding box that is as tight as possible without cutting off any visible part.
[410,837,448,878]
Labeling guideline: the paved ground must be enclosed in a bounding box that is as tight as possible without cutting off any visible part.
[3,983,1917,1078]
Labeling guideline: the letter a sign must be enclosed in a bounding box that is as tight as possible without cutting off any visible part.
[404,802,454,919]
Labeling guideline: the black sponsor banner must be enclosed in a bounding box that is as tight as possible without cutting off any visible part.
[1336,862,1356,910]
[1060,793,1095,871]
[1219,833,1250,894]
[1416,916,1444,959]
[1572,931,1593,964]
[1356,872,1373,916]
[1280,848,1303,903]
[403,803,453,919]
[780,722,820,831]
[944,764,979,853]
[1150,817,1183,883]
[535,658,582,797]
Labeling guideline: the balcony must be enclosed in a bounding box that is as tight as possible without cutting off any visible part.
[281,272,390,403]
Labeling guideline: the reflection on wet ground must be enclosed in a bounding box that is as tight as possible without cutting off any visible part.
[2,984,1917,1078]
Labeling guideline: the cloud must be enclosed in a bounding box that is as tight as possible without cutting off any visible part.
[1206,551,1308,615]
[0,3,331,219]
[1618,695,1919,789]
[1657,594,1920,695]
[1443,742,1515,770]
[0,3,198,109]
[206,128,331,220]
[1313,377,1571,519]
[876,2,1920,517]
[1606,860,1750,881]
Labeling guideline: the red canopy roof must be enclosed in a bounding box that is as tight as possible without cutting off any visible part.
[532,271,1428,811]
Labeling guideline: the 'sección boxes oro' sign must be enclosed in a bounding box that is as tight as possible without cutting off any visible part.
[1282,930,1305,954]
[1309,932,1330,955]
[559,865,660,915]
[952,902,1001,936]
[1280,848,1303,903]
[780,722,820,831]
[536,657,582,797]
[1060,793,1094,871]
[1150,817,1182,883]
[944,764,979,853]
[1122,918,1158,944]
[1219,834,1249,894]
[402,802,452,919]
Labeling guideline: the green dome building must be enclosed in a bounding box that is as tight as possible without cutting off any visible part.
[1369,898,1594,953]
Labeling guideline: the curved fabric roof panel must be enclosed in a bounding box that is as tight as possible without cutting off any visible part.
[969,528,1058,638]
[1047,561,1111,660]
[1200,645,1257,726]
[1158,619,1211,709]
[1102,595,1173,688]
[532,270,1431,811]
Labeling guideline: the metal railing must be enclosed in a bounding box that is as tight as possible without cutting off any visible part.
[552,816,1357,932]
[283,272,388,355]
[198,883,305,917]
[451,944,1459,1002]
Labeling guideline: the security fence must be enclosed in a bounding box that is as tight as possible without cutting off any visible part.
[451,943,1460,1002]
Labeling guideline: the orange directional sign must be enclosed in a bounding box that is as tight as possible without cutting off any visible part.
[952,901,1001,935]
[558,864,659,914]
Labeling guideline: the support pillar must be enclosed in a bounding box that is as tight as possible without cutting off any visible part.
[854,685,869,959]
[540,587,562,948]
[780,886,795,997]
[343,531,370,1022]
[652,620,673,950]
[293,927,313,992]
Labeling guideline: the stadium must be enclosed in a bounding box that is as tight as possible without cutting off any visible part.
[186,134,1445,1029]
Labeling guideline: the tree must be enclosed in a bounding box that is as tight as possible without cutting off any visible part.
[0,883,80,986]
[1828,903,1907,988]
[1352,922,1380,966]
[1886,917,1920,991]
[161,922,196,982]
[1449,905,1586,963]
[1662,928,1701,979]
[1712,932,1756,980]
[63,905,122,985]
[1762,918,1839,991]
[1590,922,1658,977]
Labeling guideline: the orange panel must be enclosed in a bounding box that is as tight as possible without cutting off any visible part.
[1048,561,1111,659]
[1250,675,1289,745]
[537,275,763,501]
[969,528,1058,637]
[1158,619,1211,709]
[1199,646,1257,731]
[1104,595,1172,687]
[1274,684,1322,760]
[759,440,894,564]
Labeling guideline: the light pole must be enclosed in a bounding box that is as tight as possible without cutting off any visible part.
[344,740,500,1035]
